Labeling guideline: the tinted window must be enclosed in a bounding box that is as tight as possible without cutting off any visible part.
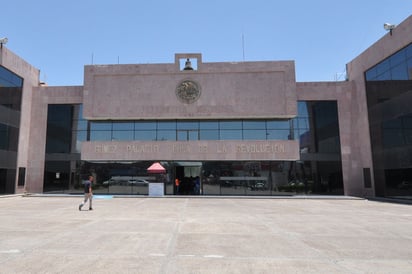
[157,121,176,130]
[0,66,23,111]
[365,42,412,196]
[243,121,266,130]
[46,105,73,153]
[220,121,242,130]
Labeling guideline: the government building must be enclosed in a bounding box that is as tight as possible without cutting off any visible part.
[1,16,412,199]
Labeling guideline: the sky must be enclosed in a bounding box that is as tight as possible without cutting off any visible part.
[2,0,411,86]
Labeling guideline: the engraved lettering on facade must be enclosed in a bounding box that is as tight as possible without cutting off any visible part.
[127,144,159,153]
[198,144,208,153]
[236,143,285,153]
[217,144,228,153]
[95,144,117,153]
[173,144,191,153]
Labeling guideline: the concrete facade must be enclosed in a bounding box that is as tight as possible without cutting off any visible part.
[83,58,296,120]
[1,15,412,196]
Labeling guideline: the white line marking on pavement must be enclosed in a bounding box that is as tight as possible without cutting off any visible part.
[0,249,21,254]
[204,254,224,258]
[149,253,166,257]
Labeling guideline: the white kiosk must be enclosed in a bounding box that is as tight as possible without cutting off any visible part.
[147,162,166,197]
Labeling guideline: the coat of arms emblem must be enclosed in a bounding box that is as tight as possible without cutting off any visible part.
[176,80,201,104]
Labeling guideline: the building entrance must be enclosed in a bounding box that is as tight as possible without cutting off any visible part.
[45,160,344,196]
[174,162,202,195]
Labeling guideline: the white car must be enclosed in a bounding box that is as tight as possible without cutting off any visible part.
[102,179,116,186]
[128,179,149,186]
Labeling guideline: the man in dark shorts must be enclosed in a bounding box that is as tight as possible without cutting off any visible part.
[79,176,93,211]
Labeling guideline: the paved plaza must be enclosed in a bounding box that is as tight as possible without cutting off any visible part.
[0,195,411,273]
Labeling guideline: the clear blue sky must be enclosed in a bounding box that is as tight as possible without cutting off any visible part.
[2,0,411,86]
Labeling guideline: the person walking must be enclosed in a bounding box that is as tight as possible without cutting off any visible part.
[175,178,180,194]
[79,175,93,211]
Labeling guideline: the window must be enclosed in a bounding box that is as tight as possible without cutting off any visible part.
[0,66,23,111]
[88,119,299,141]
[366,43,412,81]
[46,105,73,153]
[365,42,412,196]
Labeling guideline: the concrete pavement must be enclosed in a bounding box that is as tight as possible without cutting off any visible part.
[0,196,411,273]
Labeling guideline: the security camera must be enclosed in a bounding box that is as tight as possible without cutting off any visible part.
[384,23,396,31]
[0,37,8,44]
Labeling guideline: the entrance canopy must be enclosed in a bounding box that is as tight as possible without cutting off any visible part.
[147,162,166,174]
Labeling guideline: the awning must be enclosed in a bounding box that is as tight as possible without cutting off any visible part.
[147,162,166,174]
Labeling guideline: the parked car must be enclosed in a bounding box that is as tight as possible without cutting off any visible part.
[128,179,149,186]
[102,179,116,186]
[249,181,267,191]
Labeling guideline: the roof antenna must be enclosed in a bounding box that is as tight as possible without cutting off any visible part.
[242,32,245,61]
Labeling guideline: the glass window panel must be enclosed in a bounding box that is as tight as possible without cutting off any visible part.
[188,131,199,140]
[220,121,242,130]
[177,131,188,141]
[376,59,390,75]
[266,130,289,140]
[318,137,340,153]
[408,59,412,80]
[383,128,404,147]
[75,120,88,131]
[365,67,377,81]
[243,121,266,130]
[402,115,412,128]
[390,62,408,80]
[90,122,112,130]
[90,131,111,141]
[113,122,134,130]
[220,130,242,140]
[0,123,7,150]
[135,121,157,130]
[157,121,176,130]
[382,119,401,129]
[75,130,87,142]
[112,131,134,140]
[376,70,391,80]
[293,129,300,140]
[292,118,301,132]
[8,126,18,151]
[389,50,406,67]
[406,44,412,58]
[76,105,84,119]
[177,121,199,130]
[200,130,219,140]
[266,120,290,129]
[135,130,156,141]
[46,105,73,153]
[0,66,23,87]
[297,129,310,142]
[48,105,72,124]
[243,130,266,140]
[200,121,219,129]
[157,130,176,141]
[404,129,412,145]
[297,102,309,117]
[74,131,87,153]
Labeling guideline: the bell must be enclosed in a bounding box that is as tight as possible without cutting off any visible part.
[183,58,194,70]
